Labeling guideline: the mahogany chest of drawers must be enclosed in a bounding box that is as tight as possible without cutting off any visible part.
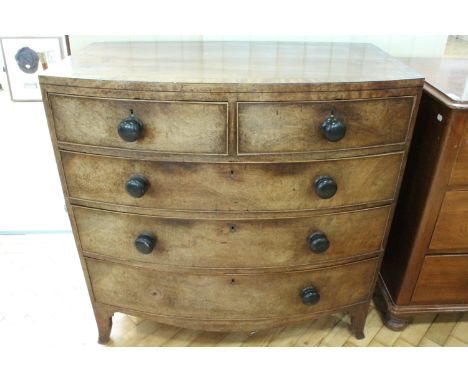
[376,57,468,329]
[39,41,422,343]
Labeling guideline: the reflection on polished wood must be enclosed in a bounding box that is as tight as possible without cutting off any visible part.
[401,57,468,105]
[40,41,423,91]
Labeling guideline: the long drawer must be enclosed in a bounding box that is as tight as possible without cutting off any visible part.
[49,94,228,155]
[412,254,468,305]
[86,257,378,320]
[62,151,403,212]
[74,205,390,269]
[237,97,414,154]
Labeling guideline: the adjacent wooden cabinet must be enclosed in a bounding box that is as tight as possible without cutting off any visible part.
[375,58,468,329]
[39,41,422,343]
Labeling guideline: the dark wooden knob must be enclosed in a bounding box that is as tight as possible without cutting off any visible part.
[125,175,149,198]
[135,233,156,254]
[300,286,320,305]
[308,232,329,253]
[118,114,143,142]
[320,113,346,142]
[314,175,337,199]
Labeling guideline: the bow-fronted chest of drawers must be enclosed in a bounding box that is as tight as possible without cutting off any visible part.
[39,42,423,343]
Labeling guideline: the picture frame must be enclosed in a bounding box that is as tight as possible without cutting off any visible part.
[0,36,66,102]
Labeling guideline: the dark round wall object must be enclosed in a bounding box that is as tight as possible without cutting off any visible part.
[15,47,40,74]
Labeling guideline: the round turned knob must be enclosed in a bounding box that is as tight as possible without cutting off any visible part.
[320,113,346,142]
[314,175,337,199]
[134,233,156,254]
[300,286,320,306]
[125,175,149,198]
[117,114,144,142]
[308,232,330,253]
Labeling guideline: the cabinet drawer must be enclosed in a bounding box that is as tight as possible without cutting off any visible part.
[430,191,468,252]
[237,97,414,154]
[74,205,390,269]
[62,152,403,212]
[86,257,378,320]
[450,127,468,186]
[412,254,468,305]
[49,94,228,154]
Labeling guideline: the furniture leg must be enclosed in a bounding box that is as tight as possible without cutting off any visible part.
[349,304,368,339]
[94,307,113,344]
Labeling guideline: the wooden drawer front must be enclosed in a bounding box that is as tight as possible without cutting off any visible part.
[430,191,468,252]
[87,257,378,319]
[237,97,414,154]
[62,152,403,212]
[49,94,228,154]
[412,255,468,305]
[75,206,390,269]
[450,126,468,186]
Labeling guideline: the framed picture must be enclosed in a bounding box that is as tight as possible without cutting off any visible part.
[0,36,66,101]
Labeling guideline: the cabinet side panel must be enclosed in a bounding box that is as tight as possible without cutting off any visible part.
[380,93,454,304]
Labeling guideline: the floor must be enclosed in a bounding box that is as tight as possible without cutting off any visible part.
[0,234,466,347]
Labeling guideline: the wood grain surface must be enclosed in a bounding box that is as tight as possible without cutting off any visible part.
[62,151,403,212]
[450,120,468,186]
[39,41,423,92]
[412,255,468,305]
[50,94,228,154]
[237,97,414,154]
[430,191,468,252]
[86,257,378,327]
[74,205,390,270]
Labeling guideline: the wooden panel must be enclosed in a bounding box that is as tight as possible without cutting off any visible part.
[62,151,403,212]
[86,257,378,320]
[430,191,468,251]
[238,97,414,154]
[74,205,390,270]
[50,94,228,154]
[412,255,468,304]
[450,120,468,186]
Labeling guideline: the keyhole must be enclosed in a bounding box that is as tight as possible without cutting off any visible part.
[229,224,236,233]
[129,108,134,115]
[229,169,235,177]
[231,279,235,284]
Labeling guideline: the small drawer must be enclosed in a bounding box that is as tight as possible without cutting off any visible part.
[62,151,403,212]
[412,254,468,305]
[74,205,390,269]
[49,94,228,154]
[237,97,414,154]
[430,191,468,252]
[86,257,378,320]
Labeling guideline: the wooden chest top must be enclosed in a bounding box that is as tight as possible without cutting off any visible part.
[39,41,423,91]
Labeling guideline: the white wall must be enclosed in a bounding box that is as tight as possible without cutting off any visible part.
[0,52,71,233]
[70,35,449,57]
